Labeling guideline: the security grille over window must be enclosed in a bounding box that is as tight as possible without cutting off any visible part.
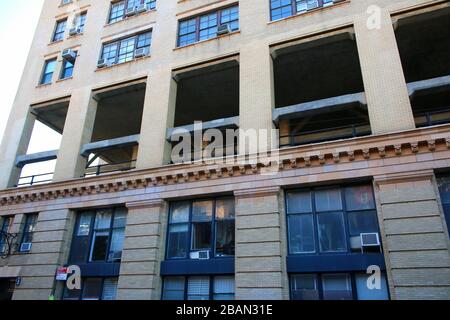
[0,230,18,259]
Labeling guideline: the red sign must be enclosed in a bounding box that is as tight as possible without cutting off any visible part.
[56,267,68,281]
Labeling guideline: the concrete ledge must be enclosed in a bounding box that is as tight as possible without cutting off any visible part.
[167,116,239,141]
[407,75,450,96]
[15,150,58,168]
[81,134,140,157]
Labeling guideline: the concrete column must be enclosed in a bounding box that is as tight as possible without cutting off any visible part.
[234,187,288,300]
[354,8,415,134]
[53,87,97,181]
[10,209,74,300]
[374,171,450,300]
[0,106,36,189]
[117,200,167,300]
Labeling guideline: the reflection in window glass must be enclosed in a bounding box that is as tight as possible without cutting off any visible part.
[291,274,319,300]
[317,212,347,252]
[315,188,342,212]
[191,222,212,251]
[163,277,185,300]
[167,224,189,259]
[322,274,353,300]
[288,214,315,254]
[345,185,375,211]
[287,191,312,213]
[170,202,190,223]
[82,278,103,300]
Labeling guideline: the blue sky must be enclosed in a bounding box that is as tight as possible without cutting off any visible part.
[0,0,44,142]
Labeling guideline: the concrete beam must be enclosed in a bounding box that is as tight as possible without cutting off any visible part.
[15,150,58,168]
[407,75,450,96]
[81,134,140,157]
[166,116,239,141]
[273,92,367,123]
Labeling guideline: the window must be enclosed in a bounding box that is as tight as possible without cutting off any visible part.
[19,214,38,250]
[53,19,67,42]
[75,12,87,32]
[178,6,239,47]
[0,216,14,253]
[270,0,342,21]
[63,277,118,300]
[291,272,389,300]
[163,276,235,300]
[166,198,235,259]
[68,208,127,264]
[60,52,76,79]
[286,184,379,254]
[108,0,156,24]
[40,59,57,85]
[436,175,450,236]
[100,31,152,65]
[61,0,72,5]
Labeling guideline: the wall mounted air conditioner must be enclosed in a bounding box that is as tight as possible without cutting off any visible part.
[190,250,210,260]
[306,0,320,10]
[97,58,113,68]
[69,26,82,36]
[136,4,147,14]
[125,7,137,17]
[217,24,231,36]
[62,49,77,63]
[134,47,150,58]
[20,242,32,253]
[360,233,381,252]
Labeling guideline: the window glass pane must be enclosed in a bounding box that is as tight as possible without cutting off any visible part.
[77,213,92,236]
[82,278,103,300]
[317,212,347,252]
[437,176,450,203]
[214,276,234,300]
[191,222,212,250]
[188,277,210,300]
[315,188,342,212]
[167,224,189,259]
[94,210,113,229]
[113,208,127,228]
[348,211,378,236]
[108,228,125,262]
[291,274,319,300]
[163,277,185,300]
[192,201,213,222]
[345,185,375,210]
[63,284,81,300]
[215,198,234,219]
[355,273,389,300]
[322,274,353,300]
[215,220,235,257]
[170,202,190,223]
[288,214,315,254]
[90,231,109,261]
[287,191,312,214]
[102,278,118,300]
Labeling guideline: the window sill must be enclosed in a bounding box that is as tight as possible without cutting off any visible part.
[104,9,157,28]
[94,55,151,72]
[36,83,53,89]
[48,39,64,46]
[56,76,73,83]
[267,0,350,25]
[173,30,240,51]
[67,32,84,40]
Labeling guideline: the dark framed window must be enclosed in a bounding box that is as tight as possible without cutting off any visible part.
[178,6,239,47]
[290,272,389,300]
[19,214,38,250]
[60,52,77,79]
[68,207,127,264]
[0,216,14,253]
[75,12,87,32]
[100,31,152,65]
[166,198,235,260]
[162,276,235,300]
[52,19,67,42]
[270,0,341,21]
[63,277,118,300]
[40,59,57,85]
[108,0,156,24]
[286,184,379,255]
[436,175,450,236]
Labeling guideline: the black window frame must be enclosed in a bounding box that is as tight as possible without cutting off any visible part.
[177,5,240,47]
[52,19,67,42]
[108,0,156,24]
[68,207,127,265]
[40,58,57,85]
[62,277,119,301]
[270,0,340,21]
[285,183,380,256]
[165,197,235,260]
[19,213,38,251]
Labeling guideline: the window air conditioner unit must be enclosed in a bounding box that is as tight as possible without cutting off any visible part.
[136,3,147,14]
[62,49,77,63]
[97,58,112,68]
[134,47,149,58]
[217,24,232,36]
[20,242,32,253]
[125,7,137,17]
[69,26,82,36]
[306,0,320,10]
[360,233,381,252]
[190,250,210,260]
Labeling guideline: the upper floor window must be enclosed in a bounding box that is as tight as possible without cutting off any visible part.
[61,0,72,5]
[63,277,118,300]
[53,19,67,42]
[163,276,235,300]
[60,51,76,79]
[178,6,239,47]
[99,31,151,67]
[166,198,235,260]
[286,184,380,255]
[68,208,127,264]
[270,0,342,21]
[0,216,14,254]
[108,0,156,24]
[40,59,57,85]
[19,214,38,252]
[75,12,87,32]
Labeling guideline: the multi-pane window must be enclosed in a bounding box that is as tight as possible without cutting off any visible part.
[75,12,87,32]
[53,19,67,42]
[63,277,118,300]
[40,59,57,85]
[100,31,152,65]
[0,216,14,253]
[162,276,235,300]
[436,175,450,236]
[166,198,235,259]
[108,0,156,24]
[286,184,379,254]
[178,6,239,47]
[68,208,127,264]
[60,52,76,79]
[270,0,342,21]
[290,272,389,300]
[19,214,38,251]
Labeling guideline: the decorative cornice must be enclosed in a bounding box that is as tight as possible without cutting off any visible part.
[1,125,450,207]
[234,186,281,199]
[126,199,166,209]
